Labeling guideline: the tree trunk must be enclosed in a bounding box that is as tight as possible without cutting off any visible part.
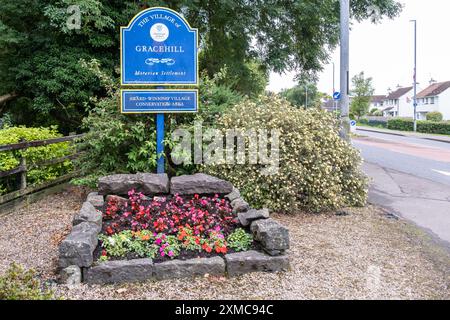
[0,93,18,105]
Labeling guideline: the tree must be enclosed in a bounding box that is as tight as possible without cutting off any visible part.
[0,0,402,132]
[0,0,136,133]
[350,72,374,119]
[280,79,325,108]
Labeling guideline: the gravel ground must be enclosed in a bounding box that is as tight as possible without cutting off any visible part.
[0,188,449,300]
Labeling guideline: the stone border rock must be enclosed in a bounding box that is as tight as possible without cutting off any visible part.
[58,173,291,285]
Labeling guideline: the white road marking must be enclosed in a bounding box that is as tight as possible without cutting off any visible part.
[432,169,450,176]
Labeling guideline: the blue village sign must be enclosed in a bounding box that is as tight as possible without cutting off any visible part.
[121,7,198,85]
[121,90,198,113]
[120,7,199,174]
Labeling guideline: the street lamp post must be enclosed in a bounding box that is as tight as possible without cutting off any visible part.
[305,85,308,108]
[332,62,337,113]
[411,19,418,132]
[339,0,350,140]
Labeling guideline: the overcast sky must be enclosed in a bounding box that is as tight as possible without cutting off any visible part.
[267,0,450,96]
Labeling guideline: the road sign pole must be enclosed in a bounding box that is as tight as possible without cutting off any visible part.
[339,0,350,141]
[411,19,417,132]
[156,113,165,174]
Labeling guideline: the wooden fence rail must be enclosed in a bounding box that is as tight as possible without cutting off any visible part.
[0,134,83,207]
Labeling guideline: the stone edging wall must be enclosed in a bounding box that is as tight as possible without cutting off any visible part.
[58,173,290,285]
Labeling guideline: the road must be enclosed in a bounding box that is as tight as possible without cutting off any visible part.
[353,129,450,247]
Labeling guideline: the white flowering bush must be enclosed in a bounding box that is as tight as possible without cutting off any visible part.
[204,95,368,213]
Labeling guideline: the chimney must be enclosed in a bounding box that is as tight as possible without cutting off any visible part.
[429,78,437,85]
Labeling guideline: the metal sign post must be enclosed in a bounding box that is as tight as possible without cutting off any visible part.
[120,7,199,174]
[156,113,165,174]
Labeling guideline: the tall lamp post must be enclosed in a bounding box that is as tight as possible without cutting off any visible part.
[410,19,418,132]
[332,62,337,112]
[305,84,308,108]
[339,0,350,140]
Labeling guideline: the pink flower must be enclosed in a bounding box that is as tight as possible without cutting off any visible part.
[168,250,174,257]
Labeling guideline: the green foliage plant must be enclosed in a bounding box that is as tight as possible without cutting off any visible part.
[227,228,253,252]
[0,263,57,300]
[0,126,73,195]
[426,112,443,122]
[204,95,368,213]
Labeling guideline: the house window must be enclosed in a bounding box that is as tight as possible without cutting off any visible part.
[430,97,435,104]
[425,98,429,104]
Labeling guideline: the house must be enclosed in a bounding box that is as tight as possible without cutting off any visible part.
[416,81,450,120]
[382,86,413,117]
[321,97,354,113]
[369,95,386,111]
[321,99,336,112]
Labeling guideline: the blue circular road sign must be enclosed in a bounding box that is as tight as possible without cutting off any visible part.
[333,92,341,100]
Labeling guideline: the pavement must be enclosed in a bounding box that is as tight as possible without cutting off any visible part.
[357,125,450,144]
[353,128,450,247]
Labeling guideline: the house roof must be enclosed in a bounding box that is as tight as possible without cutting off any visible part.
[385,87,413,100]
[417,81,450,98]
[371,95,386,103]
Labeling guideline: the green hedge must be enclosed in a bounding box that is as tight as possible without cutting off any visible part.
[387,118,450,135]
[0,126,73,195]
[418,121,450,135]
[387,118,414,131]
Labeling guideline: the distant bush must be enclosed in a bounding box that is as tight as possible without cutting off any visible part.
[358,118,369,125]
[369,120,387,128]
[359,117,387,128]
[0,263,57,300]
[426,112,443,122]
[372,110,383,116]
[369,109,383,116]
[0,126,73,195]
[204,95,368,213]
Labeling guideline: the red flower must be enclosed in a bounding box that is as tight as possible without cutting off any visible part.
[215,246,227,254]
[202,243,212,253]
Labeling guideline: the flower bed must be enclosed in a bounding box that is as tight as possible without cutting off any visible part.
[96,191,254,263]
[58,173,290,285]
